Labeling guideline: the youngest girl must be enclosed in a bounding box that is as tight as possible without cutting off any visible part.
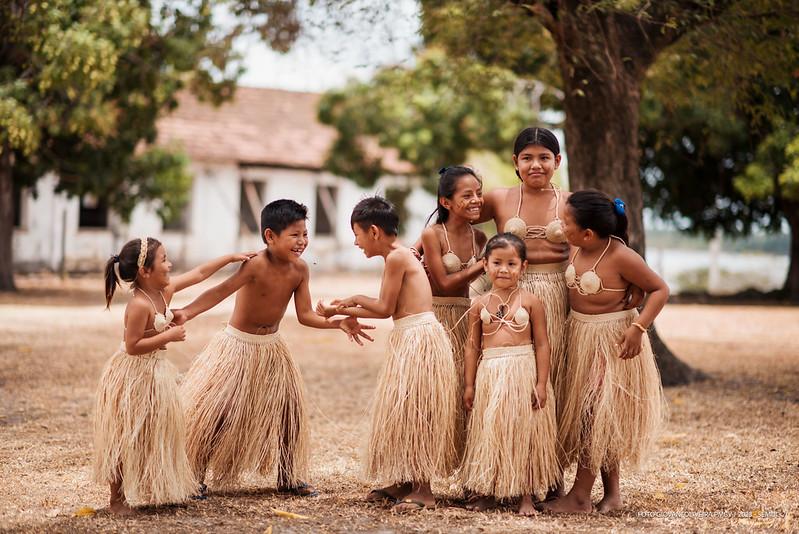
[95,237,252,514]
[460,233,559,515]
[543,190,667,514]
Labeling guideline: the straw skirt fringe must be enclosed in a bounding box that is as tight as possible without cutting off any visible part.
[93,347,196,505]
[432,296,472,460]
[518,266,569,408]
[367,312,459,484]
[182,326,309,487]
[460,344,559,499]
[558,309,665,473]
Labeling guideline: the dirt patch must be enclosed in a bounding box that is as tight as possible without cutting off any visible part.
[0,276,797,532]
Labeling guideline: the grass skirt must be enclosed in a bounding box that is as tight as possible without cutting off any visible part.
[432,296,472,461]
[182,326,309,488]
[366,312,458,484]
[93,346,196,505]
[460,344,559,499]
[518,263,569,410]
[558,309,665,473]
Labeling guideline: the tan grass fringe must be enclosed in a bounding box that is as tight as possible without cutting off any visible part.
[93,346,196,505]
[432,296,472,461]
[366,312,458,484]
[460,344,559,499]
[518,265,569,411]
[558,309,665,473]
[182,326,309,488]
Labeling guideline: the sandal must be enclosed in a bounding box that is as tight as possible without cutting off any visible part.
[277,482,319,497]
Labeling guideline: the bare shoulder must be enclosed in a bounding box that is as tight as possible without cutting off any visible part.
[474,227,488,249]
[523,289,543,310]
[125,294,151,316]
[610,240,642,264]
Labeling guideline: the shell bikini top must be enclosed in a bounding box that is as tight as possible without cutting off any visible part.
[503,184,567,244]
[440,223,478,274]
[565,236,628,296]
[479,289,530,336]
[138,289,174,333]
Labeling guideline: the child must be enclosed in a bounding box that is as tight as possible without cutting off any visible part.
[420,166,487,460]
[95,237,252,514]
[542,190,667,514]
[478,128,571,418]
[172,199,373,496]
[460,233,559,516]
[316,196,458,512]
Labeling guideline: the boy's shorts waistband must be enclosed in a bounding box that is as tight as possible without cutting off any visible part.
[392,311,438,329]
[223,324,282,344]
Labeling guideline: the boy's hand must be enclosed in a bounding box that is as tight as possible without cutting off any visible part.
[231,251,258,263]
[463,386,475,411]
[331,296,358,309]
[315,299,337,318]
[532,383,547,410]
[171,308,189,325]
[618,327,643,359]
[166,325,186,343]
[339,317,375,345]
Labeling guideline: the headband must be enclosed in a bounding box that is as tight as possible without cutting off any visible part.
[137,237,149,268]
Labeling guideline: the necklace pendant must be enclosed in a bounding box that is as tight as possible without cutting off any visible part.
[496,304,508,319]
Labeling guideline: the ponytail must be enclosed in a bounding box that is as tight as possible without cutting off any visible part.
[104,237,161,308]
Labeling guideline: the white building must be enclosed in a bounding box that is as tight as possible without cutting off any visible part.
[12,87,434,272]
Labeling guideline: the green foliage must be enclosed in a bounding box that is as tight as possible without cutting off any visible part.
[318,47,538,192]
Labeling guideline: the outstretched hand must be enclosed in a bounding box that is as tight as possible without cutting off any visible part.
[315,299,338,318]
[232,251,258,262]
[331,297,358,310]
[339,316,375,346]
[171,308,189,325]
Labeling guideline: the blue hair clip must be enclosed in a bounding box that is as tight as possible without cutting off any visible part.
[613,198,626,215]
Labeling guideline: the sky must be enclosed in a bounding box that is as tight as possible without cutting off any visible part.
[235,0,421,93]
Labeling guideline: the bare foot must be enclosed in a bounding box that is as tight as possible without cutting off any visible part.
[392,488,435,513]
[109,500,135,516]
[540,493,593,514]
[517,495,537,516]
[544,485,565,502]
[464,495,495,512]
[596,493,623,513]
[365,482,412,503]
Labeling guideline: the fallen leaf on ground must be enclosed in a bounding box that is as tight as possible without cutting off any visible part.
[272,508,310,520]
[73,506,96,518]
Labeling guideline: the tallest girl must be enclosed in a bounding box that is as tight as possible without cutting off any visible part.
[478,128,570,414]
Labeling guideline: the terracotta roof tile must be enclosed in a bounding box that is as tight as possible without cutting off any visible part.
[156,87,413,174]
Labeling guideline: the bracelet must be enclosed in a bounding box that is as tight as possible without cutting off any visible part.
[631,321,647,333]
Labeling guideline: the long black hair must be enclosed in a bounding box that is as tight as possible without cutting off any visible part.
[427,166,481,225]
[566,189,629,244]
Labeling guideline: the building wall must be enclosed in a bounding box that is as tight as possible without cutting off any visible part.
[12,164,436,273]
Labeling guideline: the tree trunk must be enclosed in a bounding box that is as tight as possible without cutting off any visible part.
[554,9,702,386]
[782,200,799,301]
[0,143,16,292]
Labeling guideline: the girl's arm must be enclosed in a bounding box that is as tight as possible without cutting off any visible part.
[421,227,485,292]
[169,252,256,293]
[293,263,375,344]
[617,248,670,359]
[528,294,550,409]
[124,299,185,355]
[463,300,483,411]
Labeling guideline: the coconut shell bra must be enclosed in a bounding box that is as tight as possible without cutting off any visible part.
[480,289,530,336]
[565,236,627,296]
[440,222,478,274]
[503,184,567,244]
[138,289,174,333]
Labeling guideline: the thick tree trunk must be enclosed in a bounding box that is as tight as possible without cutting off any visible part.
[554,10,702,385]
[782,200,799,301]
[0,144,16,291]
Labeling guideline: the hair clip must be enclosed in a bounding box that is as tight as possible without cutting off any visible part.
[613,198,626,216]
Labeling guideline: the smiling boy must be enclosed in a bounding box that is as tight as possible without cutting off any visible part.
[173,199,373,496]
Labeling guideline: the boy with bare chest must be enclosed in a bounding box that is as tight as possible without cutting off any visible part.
[173,199,373,496]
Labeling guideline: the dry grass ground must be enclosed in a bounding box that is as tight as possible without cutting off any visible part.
[1,273,797,533]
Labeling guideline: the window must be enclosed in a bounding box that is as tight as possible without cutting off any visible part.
[315,185,337,236]
[239,179,265,234]
[13,182,23,228]
[79,193,108,228]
